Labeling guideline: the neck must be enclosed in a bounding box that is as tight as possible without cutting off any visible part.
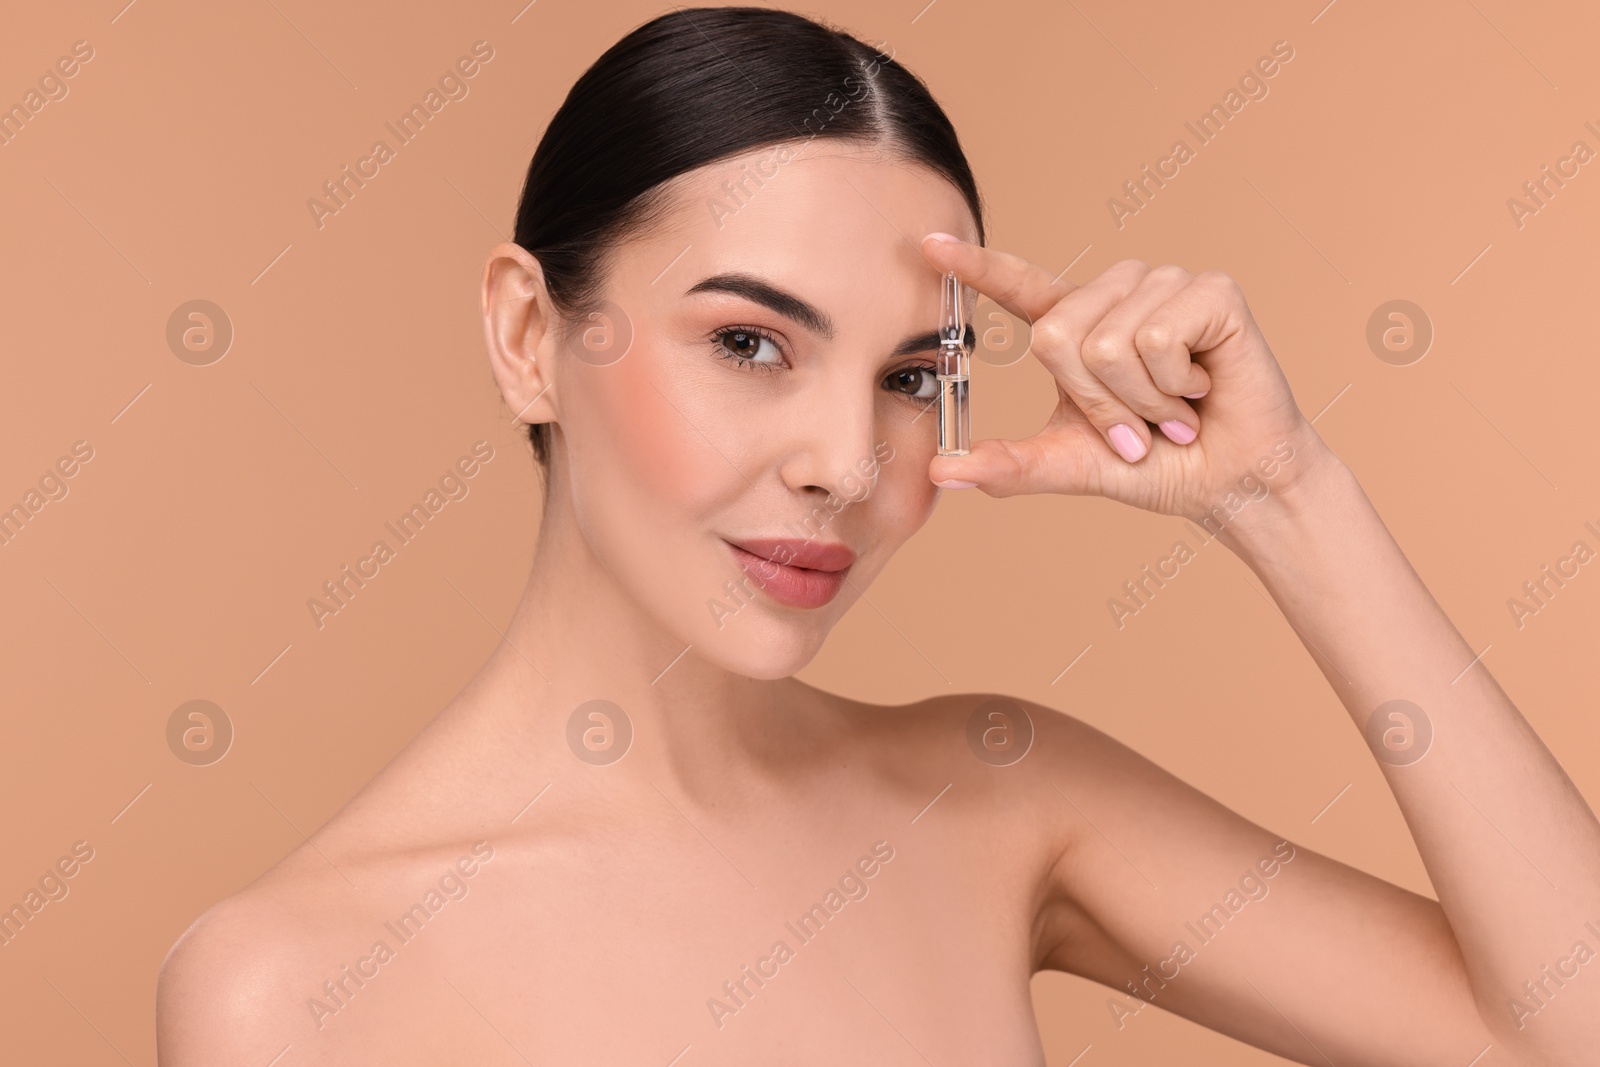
[460,470,837,800]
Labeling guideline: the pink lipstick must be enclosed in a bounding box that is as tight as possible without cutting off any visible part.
[723,537,855,610]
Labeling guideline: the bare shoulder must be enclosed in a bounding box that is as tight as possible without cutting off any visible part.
[825,688,1146,843]
[893,689,1250,823]
[156,878,332,1065]
[866,688,1135,771]
[157,833,510,1065]
[856,690,1213,854]
[157,704,529,1064]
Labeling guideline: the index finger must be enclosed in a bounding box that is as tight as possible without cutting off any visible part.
[919,233,1077,325]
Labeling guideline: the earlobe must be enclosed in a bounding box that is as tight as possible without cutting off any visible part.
[481,242,559,427]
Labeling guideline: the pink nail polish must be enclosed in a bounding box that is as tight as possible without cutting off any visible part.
[1159,419,1197,445]
[1107,423,1147,462]
[935,479,978,489]
[1184,389,1208,399]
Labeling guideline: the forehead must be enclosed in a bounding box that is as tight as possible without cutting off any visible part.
[613,140,979,325]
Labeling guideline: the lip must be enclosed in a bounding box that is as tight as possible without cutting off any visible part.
[724,537,856,610]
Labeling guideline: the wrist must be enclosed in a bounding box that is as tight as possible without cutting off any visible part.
[1204,428,1355,562]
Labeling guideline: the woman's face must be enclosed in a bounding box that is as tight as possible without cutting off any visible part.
[536,139,980,680]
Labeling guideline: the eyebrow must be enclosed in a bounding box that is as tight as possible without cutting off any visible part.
[685,271,972,357]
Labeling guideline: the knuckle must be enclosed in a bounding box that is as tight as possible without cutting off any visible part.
[1149,263,1190,284]
[1197,269,1242,296]
[1112,258,1151,275]
[1133,320,1173,351]
[1079,330,1124,369]
[1032,315,1071,354]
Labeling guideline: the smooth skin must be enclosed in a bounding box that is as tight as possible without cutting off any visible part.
[157,138,1599,1066]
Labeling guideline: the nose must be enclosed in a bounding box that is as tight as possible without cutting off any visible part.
[776,372,882,504]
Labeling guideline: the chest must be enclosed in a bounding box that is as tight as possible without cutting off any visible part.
[307,827,1051,1064]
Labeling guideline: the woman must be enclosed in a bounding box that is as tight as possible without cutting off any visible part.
[157,7,1599,1064]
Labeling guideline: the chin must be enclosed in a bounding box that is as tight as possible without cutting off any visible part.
[695,618,830,680]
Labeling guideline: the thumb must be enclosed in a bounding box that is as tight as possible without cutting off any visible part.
[928,424,1109,498]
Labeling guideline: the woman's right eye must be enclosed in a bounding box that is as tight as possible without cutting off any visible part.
[710,326,786,371]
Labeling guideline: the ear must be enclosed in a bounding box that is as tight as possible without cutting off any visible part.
[481,242,559,428]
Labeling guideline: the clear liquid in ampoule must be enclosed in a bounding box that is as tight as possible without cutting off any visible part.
[938,371,969,456]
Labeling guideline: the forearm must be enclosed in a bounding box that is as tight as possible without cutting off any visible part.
[1217,436,1600,1061]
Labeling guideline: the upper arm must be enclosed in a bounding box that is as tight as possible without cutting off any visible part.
[1021,699,1505,1067]
[157,897,305,1067]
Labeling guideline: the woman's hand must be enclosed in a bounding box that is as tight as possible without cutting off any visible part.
[920,233,1330,522]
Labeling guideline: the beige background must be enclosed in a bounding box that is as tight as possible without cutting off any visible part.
[3,0,1597,1062]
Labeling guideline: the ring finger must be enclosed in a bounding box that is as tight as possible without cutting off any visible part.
[1079,265,1209,450]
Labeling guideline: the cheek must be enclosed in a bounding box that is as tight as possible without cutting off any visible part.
[564,356,743,628]
[881,424,940,515]
[867,437,940,540]
[895,473,941,535]
[585,349,729,506]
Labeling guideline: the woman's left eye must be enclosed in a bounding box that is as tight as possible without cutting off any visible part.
[885,364,939,401]
[710,326,785,370]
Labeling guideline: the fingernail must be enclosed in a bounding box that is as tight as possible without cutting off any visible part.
[924,232,961,245]
[1107,423,1147,462]
[935,478,978,489]
[1184,389,1208,399]
[1159,419,1197,445]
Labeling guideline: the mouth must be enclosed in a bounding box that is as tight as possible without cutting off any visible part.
[723,537,856,610]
